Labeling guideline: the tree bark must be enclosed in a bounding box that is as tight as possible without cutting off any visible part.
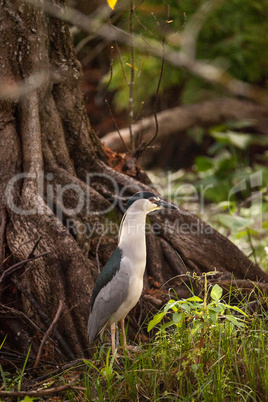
[0,1,267,366]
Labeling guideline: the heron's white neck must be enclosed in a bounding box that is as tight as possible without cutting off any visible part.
[118,209,147,262]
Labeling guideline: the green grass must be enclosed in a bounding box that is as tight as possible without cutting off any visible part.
[1,295,267,401]
[76,297,267,401]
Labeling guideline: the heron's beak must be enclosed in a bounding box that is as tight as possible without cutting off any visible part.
[155,199,178,210]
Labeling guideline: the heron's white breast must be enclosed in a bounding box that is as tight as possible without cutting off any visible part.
[112,256,145,323]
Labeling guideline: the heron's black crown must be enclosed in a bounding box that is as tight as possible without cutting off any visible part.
[126,191,158,210]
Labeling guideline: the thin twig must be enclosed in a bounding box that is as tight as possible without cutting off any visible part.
[0,252,49,284]
[115,42,129,85]
[0,236,44,284]
[137,3,170,155]
[104,43,129,152]
[1,238,37,268]
[128,0,135,150]
[181,0,223,57]
[0,304,42,333]
[34,300,64,368]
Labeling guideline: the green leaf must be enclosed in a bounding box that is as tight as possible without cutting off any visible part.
[210,284,223,301]
[226,315,245,328]
[187,296,203,302]
[22,397,34,402]
[172,312,183,324]
[226,131,252,149]
[191,321,204,336]
[216,214,254,231]
[161,321,177,331]
[164,300,178,314]
[179,303,191,313]
[208,309,218,324]
[207,305,222,313]
[228,305,248,317]
[147,312,165,332]
[210,131,251,149]
[195,156,214,172]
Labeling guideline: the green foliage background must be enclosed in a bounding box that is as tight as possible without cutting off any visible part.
[105,0,268,111]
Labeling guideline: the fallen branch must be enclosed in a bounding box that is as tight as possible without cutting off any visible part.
[143,294,162,306]
[102,98,268,152]
[31,359,84,384]
[211,279,268,294]
[0,377,82,398]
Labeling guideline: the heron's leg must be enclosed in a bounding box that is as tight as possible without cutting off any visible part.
[119,318,127,350]
[111,322,116,355]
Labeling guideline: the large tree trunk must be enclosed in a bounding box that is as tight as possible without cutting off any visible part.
[0,1,267,366]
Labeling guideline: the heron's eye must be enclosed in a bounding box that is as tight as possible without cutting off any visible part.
[149,197,158,203]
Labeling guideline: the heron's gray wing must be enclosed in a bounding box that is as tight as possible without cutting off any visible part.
[88,268,129,342]
[89,247,122,310]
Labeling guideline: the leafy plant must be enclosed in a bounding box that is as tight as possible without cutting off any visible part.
[148,272,248,353]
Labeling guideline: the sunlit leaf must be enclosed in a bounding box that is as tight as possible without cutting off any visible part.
[228,305,248,317]
[107,0,117,10]
[126,63,138,71]
[164,300,178,314]
[187,296,203,302]
[226,131,252,149]
[147,312,165,332]
[210,284,223,301]
[211,131,251,149]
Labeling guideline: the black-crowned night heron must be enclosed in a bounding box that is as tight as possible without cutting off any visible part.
[87,191,177,354]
